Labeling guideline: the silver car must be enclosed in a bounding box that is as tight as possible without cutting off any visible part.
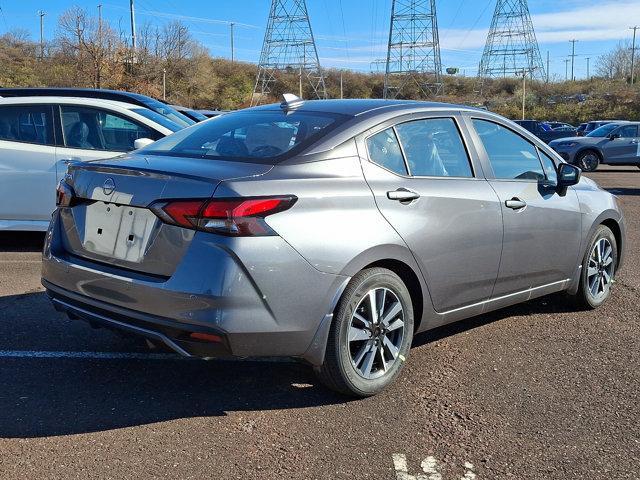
[42,98,626,397]
[550,121,640,172]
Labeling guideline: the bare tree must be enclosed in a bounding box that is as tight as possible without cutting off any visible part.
[597,41,633,80]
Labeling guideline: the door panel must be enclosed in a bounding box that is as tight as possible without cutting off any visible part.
[469,117,582,296]
[601,125,639,163]
[0,140,57,221]
[361,162,503,311]
[489,181,581,295]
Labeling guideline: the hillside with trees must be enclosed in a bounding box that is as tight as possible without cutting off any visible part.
[1,6,639,124]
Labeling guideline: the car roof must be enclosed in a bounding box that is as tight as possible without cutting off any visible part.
[248,98,483,117]
[0,87,160,108]
[0,95,141,110]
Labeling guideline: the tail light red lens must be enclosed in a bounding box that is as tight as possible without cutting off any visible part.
[150,196,297,236]
[56,179,75,207]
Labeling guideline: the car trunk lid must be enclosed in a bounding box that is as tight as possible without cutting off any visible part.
[58,154,272,277]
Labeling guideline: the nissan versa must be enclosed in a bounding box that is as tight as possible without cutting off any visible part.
[42,97,626,397]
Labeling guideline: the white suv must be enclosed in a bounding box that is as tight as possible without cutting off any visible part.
[0,96,182,231]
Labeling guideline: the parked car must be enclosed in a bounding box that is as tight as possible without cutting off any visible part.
[549,121,640,171]
[576,123,588,136]
[547,121,575,130]
[513,119,576,143]
[580,120,626,137]
[42,97,625,397]
[0,87,196,128]
[0,96,181,231]
[171,104,209,122]
[197,109,227,118]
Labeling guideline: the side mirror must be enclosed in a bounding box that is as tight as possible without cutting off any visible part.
[607,133,620,140]
[557,163,581,189]
[134,137,155,150]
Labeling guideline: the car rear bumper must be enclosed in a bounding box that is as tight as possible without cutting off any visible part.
[41,211,349,365]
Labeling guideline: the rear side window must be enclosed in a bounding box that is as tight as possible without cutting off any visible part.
[616,125,638,138]
[0,105,54,146]
[366,128,407,175]
[141,111,347,163]
[472,119,544,181]
[61,105,161,152]
[395,118,472,177]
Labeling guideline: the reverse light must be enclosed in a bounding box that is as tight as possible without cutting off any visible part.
[56,179,76,207]
[150,196,297,236]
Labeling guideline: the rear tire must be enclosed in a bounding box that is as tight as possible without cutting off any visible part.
[576,150,600,172]
[315,267,414,397]
[573,225,617,309]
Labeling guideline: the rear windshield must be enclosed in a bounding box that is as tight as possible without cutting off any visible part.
[140,110,349,163]
[140,98,196,127]
[132,108,182,132]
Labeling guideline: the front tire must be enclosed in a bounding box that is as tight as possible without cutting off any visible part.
[574,225,617,309]
[576,150,600,172]
[315,267,414,397]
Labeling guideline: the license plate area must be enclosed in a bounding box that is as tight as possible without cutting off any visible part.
[82,202,158,263]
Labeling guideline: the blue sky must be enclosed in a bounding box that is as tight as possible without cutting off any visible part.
[2,0,640,79]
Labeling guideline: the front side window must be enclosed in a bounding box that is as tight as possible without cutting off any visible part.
[366,128,407,175]
[395,118,472,177]
[61,106,161,152]
[615,125,638,138]
[538,150,558,184]
[141,111,347,163]
[472,119,544,181]
[0,105,54,146]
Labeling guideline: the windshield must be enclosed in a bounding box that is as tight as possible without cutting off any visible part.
[140,98,195,127]
[587,123,620,137]
[131,108,183,133]
[141,110,349,163]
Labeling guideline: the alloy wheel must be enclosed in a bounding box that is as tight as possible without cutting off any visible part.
[580,153,599,171]
[587,238,615,301]
[348,287,405,380]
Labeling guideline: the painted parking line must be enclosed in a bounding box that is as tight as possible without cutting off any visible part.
[392,453,476,480]
[0,350,296,363]
[0,350,183,360]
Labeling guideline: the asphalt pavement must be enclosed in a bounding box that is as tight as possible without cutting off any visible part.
[0,165,638,480]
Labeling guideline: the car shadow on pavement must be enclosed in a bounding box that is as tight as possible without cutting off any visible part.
[0,232,45,252]
[0,292,347,439]
[605,187,640,196]
[412,292,579,348]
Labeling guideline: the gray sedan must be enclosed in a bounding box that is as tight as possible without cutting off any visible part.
[42,97,626,396]
[550,122,640,172]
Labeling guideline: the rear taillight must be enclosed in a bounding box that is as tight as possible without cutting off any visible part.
[149,196,297,236]
[56,179,76,207]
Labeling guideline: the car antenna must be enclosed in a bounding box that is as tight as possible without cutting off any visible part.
[280,93,304,112]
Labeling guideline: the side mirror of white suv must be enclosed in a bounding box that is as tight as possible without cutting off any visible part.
[134,138,155,150]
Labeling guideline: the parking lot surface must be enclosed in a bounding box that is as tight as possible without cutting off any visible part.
[0,165,638,480]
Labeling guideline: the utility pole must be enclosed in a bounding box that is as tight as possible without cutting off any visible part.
[631,26,638,85]
[586,57,590,81]
[564,59,569,81]
[546,50,550,83]
[162,69,166,100]
[129,0,137,52]
[569,39,577,81]
[230,22,235,63]
[521,68,527,120]
[98,4,102,39]
[340,71,344,99]
[38,10,46,61]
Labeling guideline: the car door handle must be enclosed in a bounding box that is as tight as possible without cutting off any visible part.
[505,198,527,210]
[387,189,420,202]
[630,140,639,144]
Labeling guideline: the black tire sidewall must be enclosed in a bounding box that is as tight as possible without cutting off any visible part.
[333,269,414,396]
[579,226,617,308]
[577,150,599,172]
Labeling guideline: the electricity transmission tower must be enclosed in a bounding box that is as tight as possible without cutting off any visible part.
[251,0,326,106]
[384,0,443,99]
[477,0,545,86]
